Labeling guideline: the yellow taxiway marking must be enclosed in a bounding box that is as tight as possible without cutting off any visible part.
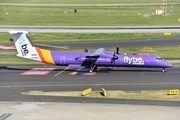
[54,67,69,76]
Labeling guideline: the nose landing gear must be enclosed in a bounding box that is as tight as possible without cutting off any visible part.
[161,68,165,73]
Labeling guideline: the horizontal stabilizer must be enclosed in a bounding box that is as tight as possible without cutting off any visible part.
[9,30,28,34]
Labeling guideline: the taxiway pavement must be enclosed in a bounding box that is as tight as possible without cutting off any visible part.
[0,64,180,107]
[1,102,180,120]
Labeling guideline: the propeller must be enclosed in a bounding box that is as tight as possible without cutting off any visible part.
[112,52,118,60]
[116,46,119,54]
[112,46,119,60]
[111,52,118,66]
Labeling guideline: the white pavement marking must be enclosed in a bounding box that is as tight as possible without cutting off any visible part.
[0,45,16,49]
[31,68,56,71]
[21,70,50,75]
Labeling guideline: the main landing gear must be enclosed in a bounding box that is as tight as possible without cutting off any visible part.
[89,64,97,73]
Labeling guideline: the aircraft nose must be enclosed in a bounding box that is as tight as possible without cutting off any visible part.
[165,61,173,68]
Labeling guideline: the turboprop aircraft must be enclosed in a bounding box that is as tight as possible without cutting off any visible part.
[9,30,173,73]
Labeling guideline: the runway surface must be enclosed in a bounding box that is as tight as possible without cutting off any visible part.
[0,64,180,107]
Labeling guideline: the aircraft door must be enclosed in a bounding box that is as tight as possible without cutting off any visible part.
[60,56,66,65]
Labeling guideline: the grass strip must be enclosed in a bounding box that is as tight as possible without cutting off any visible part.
[0,58,43,64]
[21,90,180,101]
[2,32,180,44]
[0,5,180,26]
[0,0,175,4]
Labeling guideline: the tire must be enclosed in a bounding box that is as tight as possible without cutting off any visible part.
[89,70,93,73]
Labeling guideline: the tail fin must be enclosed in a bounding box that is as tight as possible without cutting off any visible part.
[9,30,41,61]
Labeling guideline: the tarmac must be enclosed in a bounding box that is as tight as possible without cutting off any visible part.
[1,102,180,120]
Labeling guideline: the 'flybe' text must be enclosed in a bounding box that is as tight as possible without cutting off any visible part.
[123,56,144,65]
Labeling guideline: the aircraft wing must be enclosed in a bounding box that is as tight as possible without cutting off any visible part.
[90,48,105,56]
[75,48,105,61]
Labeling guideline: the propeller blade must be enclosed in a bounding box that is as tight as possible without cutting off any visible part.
[116,46,119,54]
[112,52,118,60]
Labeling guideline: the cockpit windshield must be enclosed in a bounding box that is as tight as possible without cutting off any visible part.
[155,57,164,61]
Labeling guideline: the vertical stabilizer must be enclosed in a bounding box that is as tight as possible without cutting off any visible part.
[9,30,41,61]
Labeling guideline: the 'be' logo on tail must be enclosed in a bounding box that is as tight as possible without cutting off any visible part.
[19,44,29,56]
[18,35,29,56]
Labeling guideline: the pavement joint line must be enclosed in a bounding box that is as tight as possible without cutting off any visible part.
[54,67,69,76]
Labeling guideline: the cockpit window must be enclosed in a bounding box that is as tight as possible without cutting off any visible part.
[155,58,164,61]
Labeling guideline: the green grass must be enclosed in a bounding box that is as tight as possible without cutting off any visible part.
[0,0,176,4]
[21,90,180,101]
[1,32,180,44]
[0,5,180,26]
[0,51,17,56]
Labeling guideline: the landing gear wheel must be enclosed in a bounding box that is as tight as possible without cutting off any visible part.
[161,68,165,73]
[89,69,93,73]
[89,64,97,73]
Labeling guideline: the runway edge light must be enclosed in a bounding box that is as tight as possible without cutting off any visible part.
[82,88,92,96]
[168,89,179,95]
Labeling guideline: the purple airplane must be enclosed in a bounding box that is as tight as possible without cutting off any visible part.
[9,30,173,73]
